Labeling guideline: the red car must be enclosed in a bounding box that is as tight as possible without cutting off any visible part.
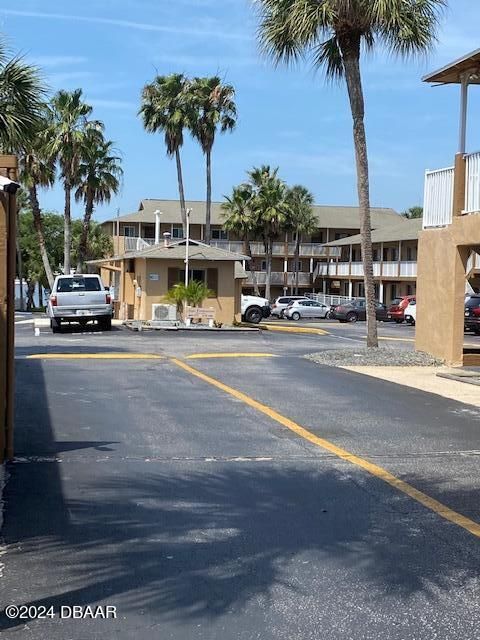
[387,295,416,323]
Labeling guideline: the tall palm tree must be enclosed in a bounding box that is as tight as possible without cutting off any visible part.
[139,74,189,234]
[249,165,290,301]
[285,185,316,295]
[256,0,444,347]
[18,126,56,289]
[75,131,122,272]
[0,38,46,151]
[47,89,102,274]
[221,183,261,295]
[188,77,237,244]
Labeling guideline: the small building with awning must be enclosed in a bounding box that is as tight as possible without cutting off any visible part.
[88,238,249,325]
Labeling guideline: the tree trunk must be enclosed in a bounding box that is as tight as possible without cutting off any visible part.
[265,238,272,301]
[64,181,72,275]
[76,192,94,273]
[340,37,378,348]
[29,185,55,289]
[243,234,260,296]
[15,205,24,311]
[175,148,187,236]
[294,231,300,296]
[205,148,212,244]
[38,285,43,307]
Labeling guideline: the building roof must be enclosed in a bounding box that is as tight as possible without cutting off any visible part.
[88,239,250,264]
[324,218,423,247]
[423,48,480,85]
[103,198,402,231]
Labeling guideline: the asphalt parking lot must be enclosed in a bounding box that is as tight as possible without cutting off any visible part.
[2,318,480,639]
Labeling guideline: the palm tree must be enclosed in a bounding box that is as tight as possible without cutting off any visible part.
[285,185,316,295]
[188,77,237,244]
[221,183,261,295]
[18,126,56,289]
[0,38,46,151]
[256,0,444,347]
[139,74,190,234]
[249,165,290,301]
[47,89,102,274]
[402,206,423,219]
[75,131,122,272]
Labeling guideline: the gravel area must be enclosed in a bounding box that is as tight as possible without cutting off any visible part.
[306,348,443,367]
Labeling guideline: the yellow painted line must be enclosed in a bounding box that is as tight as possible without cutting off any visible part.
[263,324,328,336]
[172,358,480,539]
[186,353,276,360]
[26,353,164,360]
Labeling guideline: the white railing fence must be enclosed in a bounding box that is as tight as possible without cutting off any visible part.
[423,166,454,228]
[465,151,480,214]
[125,237,154,252]
[308,293,362,307]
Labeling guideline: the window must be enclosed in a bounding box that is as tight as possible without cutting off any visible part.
[56,277,101,292]
[211,229,228,240]
[261,260,267,271]
[172,226,184,239]
[289,260,303,271]
[311,232,324,243]
[123,226,136,237]
[391,248,398,261]
[335,232,348,240]
[373,249,379,262]
[383,248,389,262]
[406,247,413,261]
[171,268,218,297]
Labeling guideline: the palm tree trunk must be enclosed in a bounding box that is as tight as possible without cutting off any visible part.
[29,185,55,289]
[265,238,272,301]
[340,36,378,348]
[76,192,94,273]
[243,234,260,296]
[205,148,212,244]
[294,231,300,296]
[175,148,187,236]
[15,205,24,311]
[64,181,72,275]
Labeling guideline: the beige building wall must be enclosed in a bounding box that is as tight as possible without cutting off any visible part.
[416,216,478,365]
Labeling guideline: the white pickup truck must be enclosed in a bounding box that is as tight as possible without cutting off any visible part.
[47,275,113,333]
[241,294,271,324]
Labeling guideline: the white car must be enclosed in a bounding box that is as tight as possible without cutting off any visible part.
[271,296,310,318]
[241,295,270,324]
[284,300,330,321]
[404,300,417,325]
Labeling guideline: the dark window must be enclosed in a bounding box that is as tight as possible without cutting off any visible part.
[207,269,218,296]
[172,226,184,239]
[373,249,379,262]
[211,229,228,240]
[168,268,179,290]
[466,296,480,308]
[383,248,388,261]
[56,277,102,292]
[123,226,136,237]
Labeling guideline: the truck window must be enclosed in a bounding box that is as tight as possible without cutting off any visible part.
[57,277,102,292]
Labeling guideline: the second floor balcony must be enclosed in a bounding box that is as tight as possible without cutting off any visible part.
[314,261,418,279]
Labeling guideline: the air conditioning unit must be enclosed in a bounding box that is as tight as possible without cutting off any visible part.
[151,303,177,322]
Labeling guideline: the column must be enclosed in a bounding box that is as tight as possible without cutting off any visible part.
[379,281,384,303]
[348,280,353,298]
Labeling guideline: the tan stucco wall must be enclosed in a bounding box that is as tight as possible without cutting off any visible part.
[128,258,240,324]
[416,216,479,365]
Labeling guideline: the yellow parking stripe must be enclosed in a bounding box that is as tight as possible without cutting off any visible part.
[186,353,276,360]
[172,358,480,540]
[26,353,164,360]
[262,324,328,336]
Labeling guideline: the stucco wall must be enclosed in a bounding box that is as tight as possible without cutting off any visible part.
[416,215,480,365]
[132,258,240,324]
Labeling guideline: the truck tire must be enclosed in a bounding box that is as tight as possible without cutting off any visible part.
[50,318,61,333]
[245,306,263,324]
[99,316,112,331]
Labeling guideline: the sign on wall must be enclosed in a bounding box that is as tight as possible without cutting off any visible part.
[148,273,159,281]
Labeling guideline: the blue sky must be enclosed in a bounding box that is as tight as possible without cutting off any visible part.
[1,1,479,221]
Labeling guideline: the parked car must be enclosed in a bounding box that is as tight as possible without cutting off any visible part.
[241,294,271,324]
[404,300,417,325]
[334,299,387,323]
[387,295,416,323]
[464,294,480,335]
[47,274,113,333]
[284,299,330,320]
[271,295,310,318]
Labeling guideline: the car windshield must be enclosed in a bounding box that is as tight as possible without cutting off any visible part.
[390,298,402,306]
[57,277,102,292]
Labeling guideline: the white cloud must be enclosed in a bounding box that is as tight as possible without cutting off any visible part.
[1,9,249,41]
[32,55,88,68]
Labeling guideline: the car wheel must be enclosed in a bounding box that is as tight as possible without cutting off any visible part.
[291,312,301,321]
[346,312,358,323]
[338,319,347,323]
[245,307,263,324]
[395,319,403,324]
[50,318,61,334]
[99,317,112,331]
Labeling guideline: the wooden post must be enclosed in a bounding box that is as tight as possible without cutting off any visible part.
[0,155,18,462]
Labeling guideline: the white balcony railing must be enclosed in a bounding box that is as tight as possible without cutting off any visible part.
[211,240,340,257]
[314,261,417,279]
[382,261,398,277]
[465,151,480,214]
[423,166,454,228]
[245,272,311,286]
[399,261,417,277]
[124,237,155,252]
